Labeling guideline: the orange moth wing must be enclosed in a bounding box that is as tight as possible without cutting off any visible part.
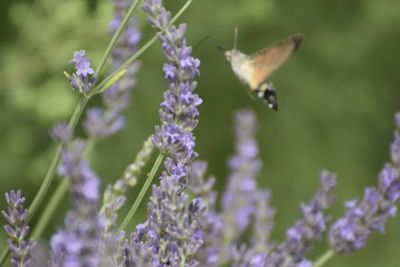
[248,33,304,89]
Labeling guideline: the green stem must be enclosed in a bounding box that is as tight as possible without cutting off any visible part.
[118,153,164,231]
[30,178,69,240]
[30,138,97,240]
[14,0,142,242]
[0,250,7,267]
[0,95,89,266]
[94,0,141,77]
[94,0,195,92]
[314,249,336,267]
[28,96,89,219]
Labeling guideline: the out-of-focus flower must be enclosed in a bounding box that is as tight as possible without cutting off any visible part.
[84,0,141,138]
[50,122,71,143]
[50,140,103,266]
[189,161,223,266]
[329,118,400,253]
[266,171,337,266]
[222,109,274,246]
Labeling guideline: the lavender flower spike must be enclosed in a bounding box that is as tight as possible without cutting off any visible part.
[266,171,337,266]
[222,109,266,242]
[189,161,224,266]
[329,115,400,253]
[50,139,103,266]
[136,0,204,265]
[68,49,96,94]
[100,136,154,242]
[2,190,35,267]
[84,1,141,138]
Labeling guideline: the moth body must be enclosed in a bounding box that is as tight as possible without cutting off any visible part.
[225,50,252,86]
[225,32,304,111]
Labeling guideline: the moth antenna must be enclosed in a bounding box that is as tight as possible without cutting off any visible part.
[234,27,239,50]
[193,36,228,52]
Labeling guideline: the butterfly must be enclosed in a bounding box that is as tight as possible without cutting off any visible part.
[225,30,304,111]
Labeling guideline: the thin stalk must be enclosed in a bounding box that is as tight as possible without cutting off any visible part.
[15,0,143,241]
[94,0,195,92]
[30,178,69,240]
[314,249,335,267]
[0,95,88,266]
[28,96,89,219]
[30,138,97,240]
[94,0,141,77]
[0,250,7,267]
[24,0,141,226]
[118,153,164,231]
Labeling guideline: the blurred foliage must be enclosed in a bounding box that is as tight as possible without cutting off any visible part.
[0,0,400,266]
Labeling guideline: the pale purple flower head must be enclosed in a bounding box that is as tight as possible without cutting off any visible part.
[189,161,224,266]
[391,131,400,165]
[84,1,141,138]
[2,191,35,267]
[69,50,96,94]
[285,171,336,253]
[329,118,400,253]
[50,122,71,142]
[267,171,336,265]
[51,139,103,265]
[395,112,400,129]
[222,109,264,239]
[231,246,268,267]
[84,108,126,138]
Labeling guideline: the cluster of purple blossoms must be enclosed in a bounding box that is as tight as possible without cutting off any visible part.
[84,0,141,138]
[69,50,96,94]
[222,110,274,245]
[329,113,400,253]
[189,109,337,267]
[3,0,400,265]
[266,171,337,267]
[50,132,103,266]
[82,0,145,243]
[134,0,204,266]
[2,191,35,267]
[185,110,274,267]
[189,161,223,266]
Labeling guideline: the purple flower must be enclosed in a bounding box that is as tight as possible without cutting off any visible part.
[137,0,204,265]
[84,108,126,138]
[189,161,224,266]
[222,109,266,241]
[50,122,71,142]
[329,118,400,253]
[50,139,103,266]
[2,191,35,267]
[231,246,268,267]
[395,112,400,128]
[70,50,94,76]
[84,1,141,138]
[267,171,336,266]
[69,50,96,94]
[391,131,400,164]
[251,190,275,253]
[100,136,154,243]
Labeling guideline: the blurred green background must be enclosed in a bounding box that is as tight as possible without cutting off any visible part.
[0,0,399,266]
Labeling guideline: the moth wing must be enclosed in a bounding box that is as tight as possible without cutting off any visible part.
[248,33,304,89]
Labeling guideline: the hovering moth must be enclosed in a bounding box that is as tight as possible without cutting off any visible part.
[225,29,304,111]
